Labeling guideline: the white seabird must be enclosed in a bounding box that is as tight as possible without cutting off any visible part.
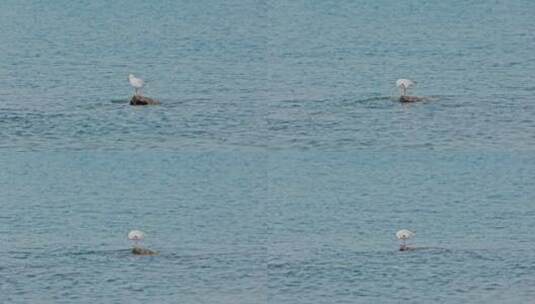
[395,79,415,96]
[128,230,145,243]
[128,74,145,96]
[396,229,415,250]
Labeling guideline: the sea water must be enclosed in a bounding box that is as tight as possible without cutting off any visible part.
[1,1,535,303]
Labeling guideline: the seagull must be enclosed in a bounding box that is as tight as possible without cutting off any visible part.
[396,79,416,96]
[128,230,145,246]
[128,74,144,96]
[396,229,415,251]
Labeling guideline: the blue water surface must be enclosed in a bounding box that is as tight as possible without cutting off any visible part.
[1,0,535,303]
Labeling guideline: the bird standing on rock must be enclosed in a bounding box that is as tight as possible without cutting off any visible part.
[127,74,160,105]
[396,229,415,251]
[128,230,158,255]
[395,79,427,102]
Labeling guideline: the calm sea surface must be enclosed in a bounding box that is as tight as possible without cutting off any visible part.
[1,0,535,303]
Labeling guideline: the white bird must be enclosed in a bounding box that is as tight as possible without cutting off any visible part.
[128,230,145,246]
[396,229,415,250]
[396,79,415,96]
[128,74,144,96]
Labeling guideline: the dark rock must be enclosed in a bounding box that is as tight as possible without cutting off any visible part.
[399,245,416,251]
[399,95,425,103]
[130,95,160,106]
[132,246,158,255]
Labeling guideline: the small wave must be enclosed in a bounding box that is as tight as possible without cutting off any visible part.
[353,96,392,103]
[397,246,451,253]
[110,99,130,104]
[63,248,130,257]
[353,95,448,104]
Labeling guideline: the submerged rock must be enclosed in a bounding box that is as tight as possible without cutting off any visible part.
[132,246,158,255]
[399,245,415,251]
[130,95,160,106]
[399,95,426,103]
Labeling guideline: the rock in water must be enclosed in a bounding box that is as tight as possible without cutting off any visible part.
[130,95,160,106]
[132,246,158,255]
[399,96,425,103]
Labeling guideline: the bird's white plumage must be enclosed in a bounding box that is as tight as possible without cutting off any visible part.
[128,74,144,96]
[395,79,416,96]
[396,229,415,240]
[128,230,145,241]
[128,74,144,89]
[396,79,415,89]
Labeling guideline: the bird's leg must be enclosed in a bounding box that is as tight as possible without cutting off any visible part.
[400,239,406,251]
[401,85,406,96]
